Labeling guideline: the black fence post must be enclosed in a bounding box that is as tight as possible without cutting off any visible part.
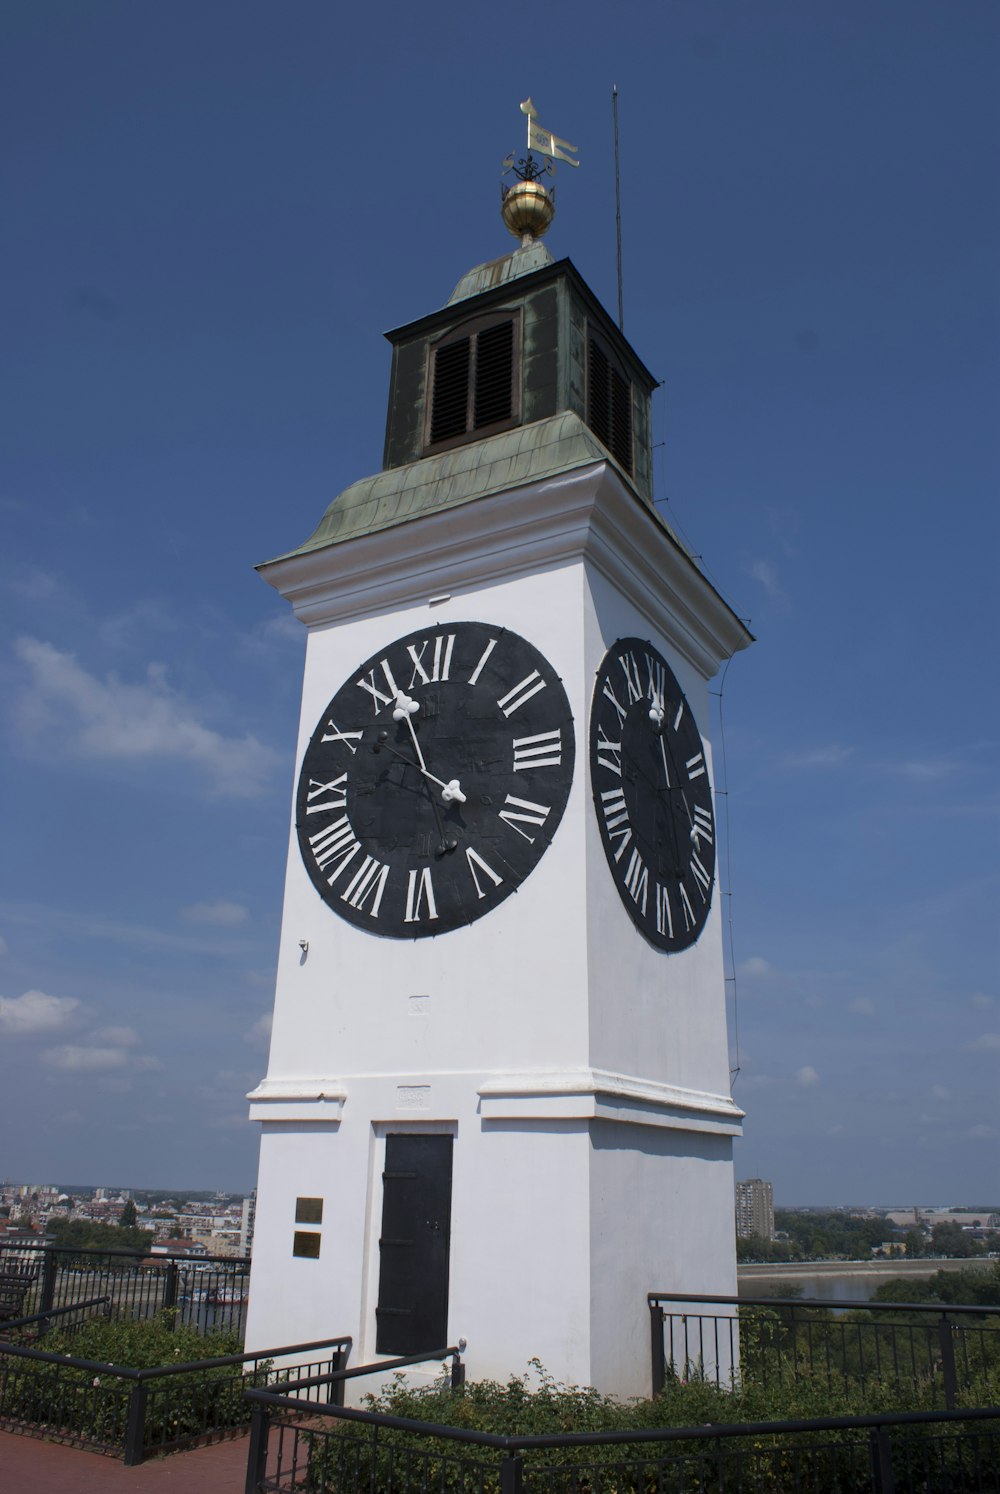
[244,1401,272,1494]
[329,1346,347,1407]
[123,1378,149,1466]
[649,1299,665,1398]
[38,1248,57,1324]
[868,1426,895,1494]
[450,1349,465,1390]
[937,1314,958,1410]
[162,1260,178,1323]
[500,1452,523,1494]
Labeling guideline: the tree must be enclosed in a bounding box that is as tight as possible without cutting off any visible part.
[119,1199,138,1229]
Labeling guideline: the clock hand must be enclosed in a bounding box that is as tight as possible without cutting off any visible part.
[376,730,458,855]
[393,693,467,804]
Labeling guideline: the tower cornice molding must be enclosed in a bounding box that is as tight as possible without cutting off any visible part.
[259,463,751,677]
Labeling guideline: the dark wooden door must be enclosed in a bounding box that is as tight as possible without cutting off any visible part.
[375,1133,453,1355]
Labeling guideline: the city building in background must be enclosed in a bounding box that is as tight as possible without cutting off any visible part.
[736,1178,775,1239]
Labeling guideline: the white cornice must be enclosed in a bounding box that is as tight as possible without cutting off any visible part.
[258,464,751,676]
[246,1078,346,1124]
[478,1068,744,1135]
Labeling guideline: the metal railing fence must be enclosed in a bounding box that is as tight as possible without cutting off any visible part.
[649,1290,1000,1408]
[0,1329,351,1464]
[242,1384,1000,1494]
[0,1241,251,1338]
[0,1294,111,1343]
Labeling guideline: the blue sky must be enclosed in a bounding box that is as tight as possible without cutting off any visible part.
[2,1,997,1203]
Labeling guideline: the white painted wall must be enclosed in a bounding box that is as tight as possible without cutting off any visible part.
[245,460,746,1399]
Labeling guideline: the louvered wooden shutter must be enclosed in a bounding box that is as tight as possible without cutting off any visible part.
[428,317,516,448]
[587,335,633,476]
[429,337,471,444]
[473,320,514,429]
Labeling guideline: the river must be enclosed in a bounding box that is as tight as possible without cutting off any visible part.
[737,1257,991,1303]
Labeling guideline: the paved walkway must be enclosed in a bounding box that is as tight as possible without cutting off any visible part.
[0,1430,251,1492]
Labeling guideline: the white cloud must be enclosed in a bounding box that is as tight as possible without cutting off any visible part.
[0,990,80,1036]
[747,559,784,601]
[257,613,302,646]
[892,759,957,783]
[10,568,59,601]
[967,1124,999,1140]
[41,1044,130,1072]
[968,1033,1000,1052]
[243,1013,273,1051]
[795,1065,820,1087]
[94,1025,140,1048]
[783,744,855,769]
[738,956,772,979]
[181,900,250,927]
[849,997,876,1017]
[13,637,278,796]
[971,993,995,1010]
[931,1085,950,1102]
[40,1029,161,1073]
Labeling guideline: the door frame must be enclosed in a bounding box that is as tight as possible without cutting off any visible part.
[360,1120,458,1364]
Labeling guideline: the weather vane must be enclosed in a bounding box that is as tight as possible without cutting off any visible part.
[501,99,579,243]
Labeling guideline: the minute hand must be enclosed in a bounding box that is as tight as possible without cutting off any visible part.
[394,694,467,804]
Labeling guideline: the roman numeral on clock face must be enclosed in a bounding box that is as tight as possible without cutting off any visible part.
[678,881,696,932]
[622,848,649,916]
[465,847,503,900]
[512,729,562,770]
[689,852,712,900]
[595,726,622,776]
[467,637,498,686]
[308,817,360,880]
[655,883,674,939]
[356,658,400,714]
[497,669,547,717]
[498,795,551,844]
[602,680,628,728]
[691,804,713,846]
[618,652,643,704]
[685,750,706,780]
[406,634,455,688]
[305,774,348,814]
[600,788,632,863]
[321,720,363,753]
[341,855,389,916]
[644,653,666,712]
[404,867,438,923]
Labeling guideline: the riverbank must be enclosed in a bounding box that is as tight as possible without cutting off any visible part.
[738,1256,993,1302]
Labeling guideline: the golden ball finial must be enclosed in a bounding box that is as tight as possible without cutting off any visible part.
[501,177,555,243]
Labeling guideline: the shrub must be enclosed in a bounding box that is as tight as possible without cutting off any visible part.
[0,1312,259,1455]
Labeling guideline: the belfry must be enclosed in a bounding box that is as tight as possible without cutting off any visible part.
[245,104,751,1397]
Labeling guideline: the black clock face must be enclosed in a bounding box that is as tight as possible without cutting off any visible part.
[297,622,575,938]
[590,638,715,953]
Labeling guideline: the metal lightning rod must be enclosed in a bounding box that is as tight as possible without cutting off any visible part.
[612,84,624,331]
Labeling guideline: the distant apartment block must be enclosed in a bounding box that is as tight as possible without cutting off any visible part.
[240,1189,256,1258]
[736,1178,775,1239]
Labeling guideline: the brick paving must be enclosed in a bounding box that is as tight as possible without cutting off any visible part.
[0,1429,251,1492]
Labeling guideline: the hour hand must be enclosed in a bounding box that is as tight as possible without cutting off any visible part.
[394,693,467,805]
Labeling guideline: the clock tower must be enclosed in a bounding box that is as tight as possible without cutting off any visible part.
[244,124,751,1397]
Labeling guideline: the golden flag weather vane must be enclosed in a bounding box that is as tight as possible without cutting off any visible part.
[519,98,580,168]
[500,99,579,242]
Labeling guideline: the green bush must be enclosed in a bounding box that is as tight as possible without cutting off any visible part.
[0,1312,260,1454]
[305,1360,1000,1494]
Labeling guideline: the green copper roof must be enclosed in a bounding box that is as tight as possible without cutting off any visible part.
[447,240,555,305]
[268,412,645,562]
